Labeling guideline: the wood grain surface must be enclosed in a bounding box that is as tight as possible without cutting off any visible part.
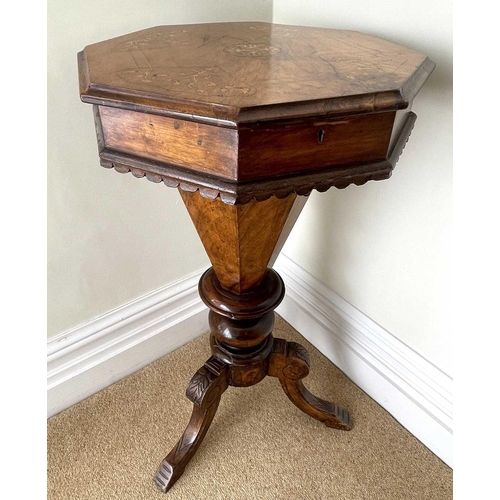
[98,104,395,183]
[79,22,434,123]
[180,190,297,293]
[96,109,416,204]
[99,106,238,179]
[237,111,395,180]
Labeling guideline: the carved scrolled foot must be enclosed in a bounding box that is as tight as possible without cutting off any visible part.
[268,338,352,430]
[154,356,229,493]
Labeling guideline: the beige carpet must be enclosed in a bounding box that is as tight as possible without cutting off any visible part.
[47,315,452,499]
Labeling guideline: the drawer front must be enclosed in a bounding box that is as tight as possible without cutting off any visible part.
[237,112,395,181]
[98,106,239,179]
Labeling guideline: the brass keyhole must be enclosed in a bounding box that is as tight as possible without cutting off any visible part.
[317,129,325,143]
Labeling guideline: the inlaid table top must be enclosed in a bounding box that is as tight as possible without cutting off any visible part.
[79,22,434,204]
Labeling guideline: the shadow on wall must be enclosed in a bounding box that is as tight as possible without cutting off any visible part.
[285,22,453,371]
[310,30,453,291]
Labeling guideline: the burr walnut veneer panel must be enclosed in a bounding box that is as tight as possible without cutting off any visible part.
[180,190,297,293]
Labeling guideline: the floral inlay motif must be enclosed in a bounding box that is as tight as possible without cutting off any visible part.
[224,43,281,58]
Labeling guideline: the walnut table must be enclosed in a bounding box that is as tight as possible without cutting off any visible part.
[78,22,434,493]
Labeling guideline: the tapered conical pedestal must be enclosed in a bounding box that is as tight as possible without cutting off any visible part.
[179,190,307,293]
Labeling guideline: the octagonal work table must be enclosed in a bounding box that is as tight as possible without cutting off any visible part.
[78,22,435,493]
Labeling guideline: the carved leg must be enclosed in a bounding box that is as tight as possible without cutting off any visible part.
[154,356,229,493]
[268,338,352,430]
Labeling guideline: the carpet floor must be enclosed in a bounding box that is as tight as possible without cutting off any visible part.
[47,315,452,499]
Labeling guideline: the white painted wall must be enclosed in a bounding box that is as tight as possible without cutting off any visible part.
[47,0,273,338]
[274,1,453,376]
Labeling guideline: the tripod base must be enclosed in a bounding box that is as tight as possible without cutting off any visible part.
[154,335,352,493]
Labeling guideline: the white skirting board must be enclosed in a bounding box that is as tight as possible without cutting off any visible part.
[47,269,209,418]
[47,258,453,468]
[274,254,453,468]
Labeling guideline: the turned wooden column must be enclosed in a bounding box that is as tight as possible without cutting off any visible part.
[78,22,434,494]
